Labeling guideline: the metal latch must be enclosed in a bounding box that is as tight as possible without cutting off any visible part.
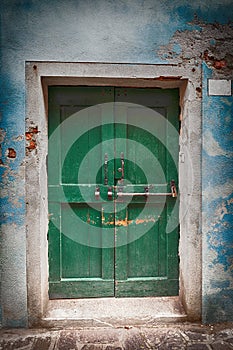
[117,181,178,197]
[104,153,108,185]
[95,186,100,200]
[170,180,177,198]
[118,152,124,180]
[108,186,113,200]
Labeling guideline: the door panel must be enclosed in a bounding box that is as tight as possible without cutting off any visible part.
[61,203,102,279]
[114,88,179,297]
[48,86,179,299]
[48,87,115,298]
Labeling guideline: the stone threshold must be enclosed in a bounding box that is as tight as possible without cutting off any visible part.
[41,296,187,328]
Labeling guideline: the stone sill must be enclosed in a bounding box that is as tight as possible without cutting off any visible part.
[41,296,187,328]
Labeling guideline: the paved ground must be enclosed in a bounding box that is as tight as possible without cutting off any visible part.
[1,323,233,349]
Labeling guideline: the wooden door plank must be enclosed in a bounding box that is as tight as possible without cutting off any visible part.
[48,87,115,298]
[114,88,179,297]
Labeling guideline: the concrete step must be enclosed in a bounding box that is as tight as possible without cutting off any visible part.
[41,296,187,328]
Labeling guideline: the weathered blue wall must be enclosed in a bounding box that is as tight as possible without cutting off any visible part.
[0,0,233,326]
[202,64,233,323]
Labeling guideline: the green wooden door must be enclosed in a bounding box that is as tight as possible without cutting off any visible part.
[114,88,179,296]
[48,86,179,299]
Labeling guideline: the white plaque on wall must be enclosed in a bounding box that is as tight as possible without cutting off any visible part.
[208,79,232,96]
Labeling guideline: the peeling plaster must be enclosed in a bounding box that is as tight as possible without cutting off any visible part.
[203,131,232,157]
[202,63,233,323]
[203,180,233,203]
[7,148,16,159]
[0,165,25,225]
[0,0,233,327]
[25,126,39,153]
[158,22,233,74]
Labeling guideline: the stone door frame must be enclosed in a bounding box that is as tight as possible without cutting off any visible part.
[25,62,202,326]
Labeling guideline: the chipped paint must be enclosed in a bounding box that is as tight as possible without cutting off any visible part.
[105,217,156,226]
[25,126,39,152]
[203,131,233,157]
[135,218,156,225]
[158,22,233,74]
[115,219,132,227]
[0,0,233,327]
[202,63,233,323]
[7,148,16,158]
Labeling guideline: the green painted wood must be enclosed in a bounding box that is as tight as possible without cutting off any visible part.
[48,87,115,298]
[48,86,179,299]
[49,280,114,299]
[114,87,179,297]
[115,278,179,297]
[49,184,171,203]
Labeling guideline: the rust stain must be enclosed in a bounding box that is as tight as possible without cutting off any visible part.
[26,126,39,151]
[115,219,132,226]
[25,132,32,140]
[7,148,16,158]
[203,50,227,70]
[214,60,226,69]
[27,140,37,150]
[106,217,157,226]
[105,220,114,225]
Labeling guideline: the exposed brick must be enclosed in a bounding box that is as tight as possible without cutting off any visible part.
[7,148,16,158]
